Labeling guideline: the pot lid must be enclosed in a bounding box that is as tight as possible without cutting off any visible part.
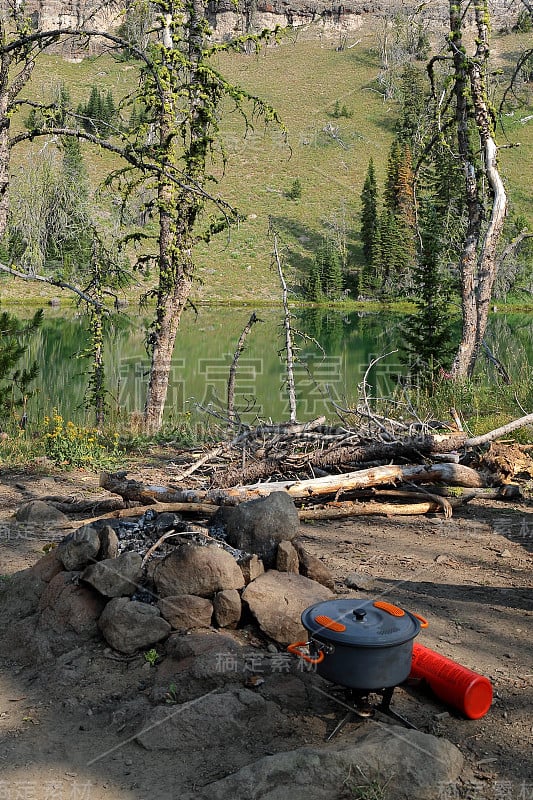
[301,598,421,648]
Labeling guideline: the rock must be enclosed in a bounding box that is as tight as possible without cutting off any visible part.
[158,594,213,629]
[344,571,375,591]
[136,687,286,753]
[154,512,186,534]
[226,492,300,567]
[0,569,47,620]
[180,727,464,800]
[276,540,299,573]
[57,525,101,571]
[98,598,171,654]
[259,674,309,713]
[82,551,142,597]
[48,297,61,307]
[29,549,64,583]
[499,483,521,499]
[98,525,119,560]
[293,541,335,591]
[165,629,241,662]
[154,543,244,598]
[38,572,106,636]
[213,589,242,629]
[238,553,265,584]
[15,500,71,528]
[154,631,248,703]
[242,570,334,645]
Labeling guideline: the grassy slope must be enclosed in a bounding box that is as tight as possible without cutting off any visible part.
[4,21,533,306]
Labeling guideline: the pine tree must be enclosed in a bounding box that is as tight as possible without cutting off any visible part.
[84,86,100,132]
[360,158,379,265]
[104,90,117,128]
[316,241,343,299]
[396,144,415,230]
[376,210,397,293]
[363,216,382,293]
[400,205,454,386]
[44,137,92,274]
[396,64,427,154]
[384,139,402,212]
[381,140,417,292]
[0,308,43,417]
[395,143,416,276]
[304,259,324,302]
[54,84,71,126]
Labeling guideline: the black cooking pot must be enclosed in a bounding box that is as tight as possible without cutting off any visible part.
[288,598,428,690]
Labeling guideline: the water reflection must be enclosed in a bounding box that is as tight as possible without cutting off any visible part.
[23,306,533,424]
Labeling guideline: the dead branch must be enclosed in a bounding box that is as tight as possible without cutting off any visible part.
[171,445,226,482]
[0,262,106,309]
[227,312,261,424]
[141,531,189,567]
[465,412,533,447]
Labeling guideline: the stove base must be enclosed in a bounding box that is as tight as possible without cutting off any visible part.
[326,686,417,740]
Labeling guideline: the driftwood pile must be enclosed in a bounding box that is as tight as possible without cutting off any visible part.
[88,412,533,526]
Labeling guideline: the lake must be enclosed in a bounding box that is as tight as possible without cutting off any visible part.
[21,306,533,426]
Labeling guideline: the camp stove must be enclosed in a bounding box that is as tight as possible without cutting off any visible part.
[323,685,418,741]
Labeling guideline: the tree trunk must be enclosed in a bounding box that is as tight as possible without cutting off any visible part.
[469,0,508,367]
[144,301,180,433]
[448,0,507,379]
[142,0,206,432]
[448,0,482,379]
[143,153,197,428]
[0,42,12,238]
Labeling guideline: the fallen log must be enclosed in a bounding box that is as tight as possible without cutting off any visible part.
[79,501,219,527]
[41,496,125,514]
[229,463,486,500]
[101,462,486,507]
[99,472,219,505]
[298,500,450,519]
[392,485,521,500]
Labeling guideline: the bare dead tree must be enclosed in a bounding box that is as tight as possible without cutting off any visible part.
[227,311,261,425]
[270,219,297,423]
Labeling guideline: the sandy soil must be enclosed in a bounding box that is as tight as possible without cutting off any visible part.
[0,463,531,800]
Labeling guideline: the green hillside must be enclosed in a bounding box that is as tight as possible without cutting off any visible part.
[8,21,533,305]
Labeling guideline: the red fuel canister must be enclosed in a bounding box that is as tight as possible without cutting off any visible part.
[409,642,493,719]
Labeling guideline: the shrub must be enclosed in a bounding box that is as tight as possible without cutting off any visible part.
[285,178,302,201]
[44,411,122,469]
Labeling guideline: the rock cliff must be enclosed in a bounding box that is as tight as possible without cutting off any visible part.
[3,0,520,46]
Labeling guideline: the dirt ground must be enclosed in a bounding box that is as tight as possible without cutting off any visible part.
[0,462,531,800]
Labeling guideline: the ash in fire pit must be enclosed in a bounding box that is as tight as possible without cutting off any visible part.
[115,509,188,556]
[114,509,246,561]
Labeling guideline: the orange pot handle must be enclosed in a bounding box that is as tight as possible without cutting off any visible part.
[287,641,325,665]
[373,600,405,617]
[412,612,429,629]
